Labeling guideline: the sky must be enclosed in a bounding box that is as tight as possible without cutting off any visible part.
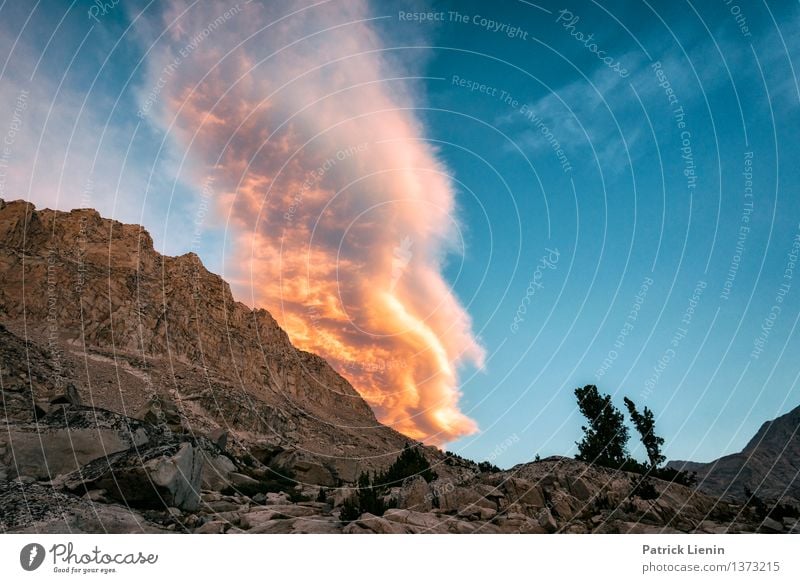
[1,0,798,468]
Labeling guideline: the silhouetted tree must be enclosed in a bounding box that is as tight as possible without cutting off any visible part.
[624,397,666,469]
[574,385,629,468]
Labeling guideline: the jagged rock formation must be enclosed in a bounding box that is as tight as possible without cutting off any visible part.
[669,405,800,504]
[0,199,794,534]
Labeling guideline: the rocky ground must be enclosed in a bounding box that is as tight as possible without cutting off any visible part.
[5,442,796,534]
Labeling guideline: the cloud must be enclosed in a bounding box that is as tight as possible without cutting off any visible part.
[138,0,484,444]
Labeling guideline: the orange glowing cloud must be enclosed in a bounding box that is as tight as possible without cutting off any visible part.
[141,0,484,444]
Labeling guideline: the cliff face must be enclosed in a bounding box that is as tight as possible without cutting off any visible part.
[0,199,410,482]
[669,405,800,503]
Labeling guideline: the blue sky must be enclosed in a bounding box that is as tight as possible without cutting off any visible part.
[1,0,799,467]
[416,0,800,464]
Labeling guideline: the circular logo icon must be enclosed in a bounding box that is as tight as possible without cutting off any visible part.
[20,543,46,571]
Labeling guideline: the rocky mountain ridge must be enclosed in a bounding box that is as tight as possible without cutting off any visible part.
[0,199,795,534]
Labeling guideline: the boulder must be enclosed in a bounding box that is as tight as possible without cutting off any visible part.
[397,476,433,511]
[246,519,296,534]
[49,384,82,407]
[758,517,784,533]
[501,478,546,507]
[240,505,318,529]
[200,454,237,491]
[194,520,228,534]
[293,460,337,487]
[143,442,204,510]
[228,472,260,489]
[290,517,342,534]
[537,507,558,533]
[382,509,448,532]
[2,409,150,480]
[349,513,408,534]
[566,476,593,501]
[208,428,228,451]
[134,396,182,430]
[437,485,483,513]
[63,440,204,511]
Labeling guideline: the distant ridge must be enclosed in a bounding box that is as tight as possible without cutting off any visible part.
[669,404,800,503]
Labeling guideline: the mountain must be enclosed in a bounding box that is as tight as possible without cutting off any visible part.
[0,199,412,484]
[0,199,794,534]
[669,405,800,504]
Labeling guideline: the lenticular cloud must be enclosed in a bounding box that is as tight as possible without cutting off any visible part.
[141,0,484,444]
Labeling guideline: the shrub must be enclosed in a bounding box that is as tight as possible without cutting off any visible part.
[744,487,799,521]
[378,443,436,487]
[477,461,500,473]
[650,466,697,488]
[339,496,361,523]
[355,472,388,516]
[630,477,659,500]
[338,472,388,523]
[339,444,435,522]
